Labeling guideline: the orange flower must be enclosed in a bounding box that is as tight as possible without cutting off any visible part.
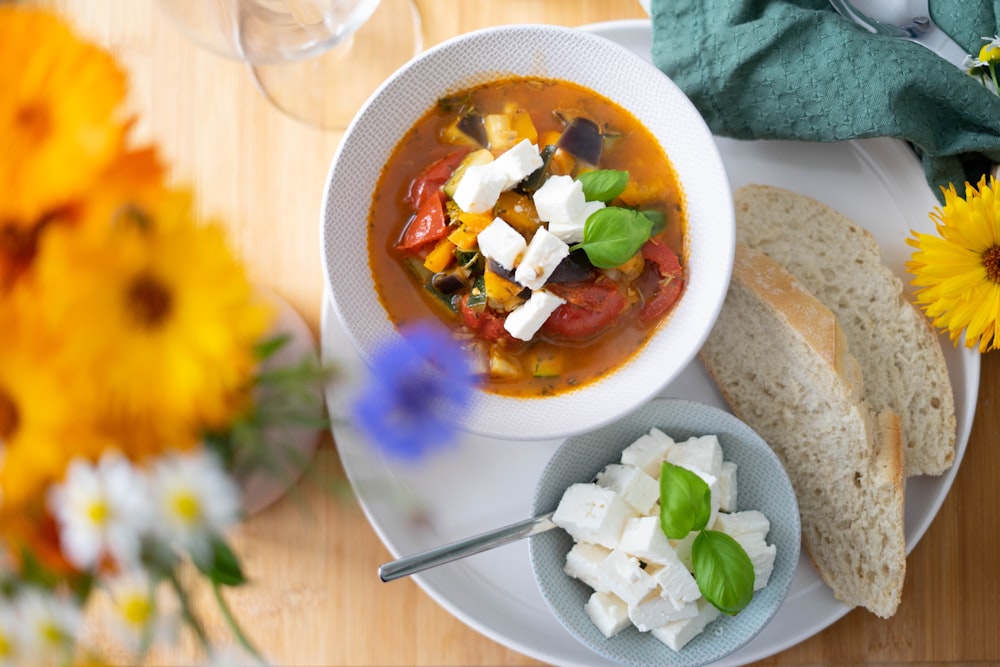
[0,7,129,225]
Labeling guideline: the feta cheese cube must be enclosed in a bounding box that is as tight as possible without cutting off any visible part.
[670,532,697,571]
[596,464,659,514]
[717,460,738,512]
[547,199,605,244]
[595,549,657,606]
[513,227,570,290]
[564,542,611,592]
[492,139,544,190]
[713,510,770,537]
[650,599,722,651]
[502,289,565,341]
[552,483,637,550]
[666,435,724,478]
[476,217,526,271]
[628,591,698,631]
[729,530,777,591]
[650,561,701,609]
[620,430,674,478]
[452,162,505,213]
[532,174,586,225]
[618,516,676,565]
[584,591,631,638]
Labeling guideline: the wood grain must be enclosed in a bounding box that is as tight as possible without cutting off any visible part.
[33,0,1000,664]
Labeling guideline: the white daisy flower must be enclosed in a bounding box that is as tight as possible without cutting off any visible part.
[15,589,82,664]
[0,605,23,667]
[151,449,241,562]
[104,569,178,649]
[48,452,151,570]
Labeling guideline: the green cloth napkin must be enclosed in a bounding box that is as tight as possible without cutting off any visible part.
[650,0,1000,201]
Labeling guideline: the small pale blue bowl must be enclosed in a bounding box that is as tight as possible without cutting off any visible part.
[529,398,801,667]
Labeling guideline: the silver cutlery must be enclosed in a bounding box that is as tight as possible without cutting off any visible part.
[828,0,970,69]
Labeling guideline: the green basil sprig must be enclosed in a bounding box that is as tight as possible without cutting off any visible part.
[571,207,652,269]
[578,169,629,202]
[692,530,755,616]
[659,461,711,539]
[659,460,756,616]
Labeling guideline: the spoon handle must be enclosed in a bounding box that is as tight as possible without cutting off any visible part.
[378,511,557,582]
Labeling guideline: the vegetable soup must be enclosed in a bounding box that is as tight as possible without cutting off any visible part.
[368,76,687,397]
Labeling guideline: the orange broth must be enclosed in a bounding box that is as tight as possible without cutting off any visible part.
[368,76,687,397]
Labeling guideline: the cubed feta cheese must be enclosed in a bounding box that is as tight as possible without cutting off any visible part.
[452,162,505,213]
[650,561,701,609]
[595,549,657,606]
[650,599,722,651]
[532,174,586,224]
[584,591,631,638]
[670,532,697,571]
[502,289,565,341]
[564,542,612,592]
[552,483,637,549]
[717,460,738,512]
[619,516,676,565]
[628,591,698,632]
[713,510,770,537]
[596,464,659,515]
[547,199,605,244]
[729,530,777,591]
[666,435,724,478]
[476,217,526,271]
[620,430,674,478]
[513,227,569,290]
[492,139,544,190]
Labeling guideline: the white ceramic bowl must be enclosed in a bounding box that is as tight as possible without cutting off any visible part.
[530,398,801,667]
[321,24,734,441]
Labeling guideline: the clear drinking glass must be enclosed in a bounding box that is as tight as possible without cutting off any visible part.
[158,0,422,129]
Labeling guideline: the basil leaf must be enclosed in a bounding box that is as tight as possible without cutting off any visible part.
[640,209,666,235]
[577,170,629,202]
[692,529,755,615]
[571,207,652,269]
[658,461,712,539]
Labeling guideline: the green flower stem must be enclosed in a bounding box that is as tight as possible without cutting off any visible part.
[212,580,265,662]
[167,570,211,652]
[989,61,999,95]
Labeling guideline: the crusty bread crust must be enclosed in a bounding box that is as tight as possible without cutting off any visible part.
[700,244,906,617]
[733,184,956,477]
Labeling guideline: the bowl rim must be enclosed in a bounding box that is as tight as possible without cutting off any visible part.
[528,397,802,667]
[320,23,735,441]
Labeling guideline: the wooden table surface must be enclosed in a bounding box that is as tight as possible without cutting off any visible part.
[39,0,1000,665]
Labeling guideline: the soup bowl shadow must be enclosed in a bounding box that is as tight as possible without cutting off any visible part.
[321,24,735,442]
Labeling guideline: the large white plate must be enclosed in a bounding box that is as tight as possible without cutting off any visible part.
[321,20,980,667]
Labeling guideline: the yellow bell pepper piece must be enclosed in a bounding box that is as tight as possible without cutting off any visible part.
[447,211,493,250]
[423,238,456,273]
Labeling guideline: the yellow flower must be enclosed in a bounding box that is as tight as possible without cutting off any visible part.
[0,7,129,224]
[907,176,1000,352]
[0,303,111,564]
[27,193,272,453]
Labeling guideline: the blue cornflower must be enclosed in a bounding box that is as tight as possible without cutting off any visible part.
[351,322,475,461]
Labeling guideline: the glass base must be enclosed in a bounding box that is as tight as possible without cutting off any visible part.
[249,0,423,130]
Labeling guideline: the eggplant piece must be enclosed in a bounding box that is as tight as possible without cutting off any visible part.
[457,113,487,147]
[557,117,603,165]
[430,267,471,295]
[547,249,597,284]
[517,144,557,194]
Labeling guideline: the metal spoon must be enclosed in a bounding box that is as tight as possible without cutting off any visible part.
[828,0,970,69]
[378,511,557,582]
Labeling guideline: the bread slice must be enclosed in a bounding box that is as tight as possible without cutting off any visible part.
[700,244,906,618]
[733,184,955,477]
